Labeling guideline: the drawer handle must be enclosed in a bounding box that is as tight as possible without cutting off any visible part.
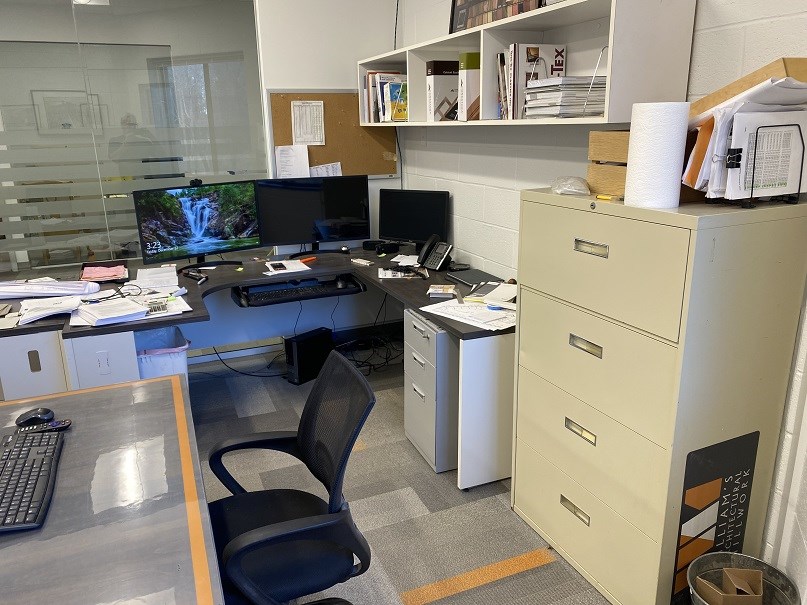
[569,333,603,359]
[565,417,597,446]
[574,238,609,259]
[412,385,426,400]
[412,352,426,368]
[560,494,591,526]
[411,323,430,340]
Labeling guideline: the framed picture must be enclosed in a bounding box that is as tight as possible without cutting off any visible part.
[81,102,109,131]
[449,0,543,33]
[0,105,38,130]
[30,90,102,134]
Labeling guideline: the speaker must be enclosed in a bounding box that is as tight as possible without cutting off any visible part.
[375,242,400,254]
[283,328,334,385]
[362,240,385,250]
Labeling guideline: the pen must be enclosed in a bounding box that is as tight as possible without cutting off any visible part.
[197,275,208,285]
[300,256,317,264]
[595,194,624,201]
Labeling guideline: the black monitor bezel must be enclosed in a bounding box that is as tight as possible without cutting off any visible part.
[132,180,262,265]
[256,175,370,247]
[378,188,450,244]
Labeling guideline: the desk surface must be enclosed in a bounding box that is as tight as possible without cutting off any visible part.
[0,377,223,604]
[3,249,513,340]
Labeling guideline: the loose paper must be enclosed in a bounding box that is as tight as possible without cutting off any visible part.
[291,101,325,145]
[263,260,312,274]
[310,162,342,177]
[275,144,310,178]
[420,299,516,331]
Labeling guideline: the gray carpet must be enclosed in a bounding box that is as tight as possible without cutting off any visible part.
[188,352,608,605]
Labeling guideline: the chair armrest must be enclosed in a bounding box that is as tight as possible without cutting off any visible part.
[222,508,371,602]
[209,431,300,495]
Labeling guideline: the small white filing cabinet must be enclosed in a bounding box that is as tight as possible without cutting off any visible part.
[0,330,68,400]
[62,331,141,390]
[403,309,459,472]
[512,190,807,605]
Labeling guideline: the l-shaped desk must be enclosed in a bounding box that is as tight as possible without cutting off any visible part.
[0,249,515,489]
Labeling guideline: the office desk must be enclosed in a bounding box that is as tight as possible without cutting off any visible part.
[0,376,222,604]
[3,251,514,489]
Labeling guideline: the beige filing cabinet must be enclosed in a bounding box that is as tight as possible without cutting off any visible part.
[512,190,807,605]
[403,309,459,472]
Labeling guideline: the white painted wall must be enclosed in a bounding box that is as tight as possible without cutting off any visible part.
[394,0,807,592]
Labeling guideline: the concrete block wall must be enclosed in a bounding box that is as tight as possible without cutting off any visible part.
[396,0,807,591]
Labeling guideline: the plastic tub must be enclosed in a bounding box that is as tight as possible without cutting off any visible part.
[688,552,800,605]
[134,326,190,381]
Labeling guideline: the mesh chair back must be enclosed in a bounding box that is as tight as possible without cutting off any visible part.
[297,351,376,512]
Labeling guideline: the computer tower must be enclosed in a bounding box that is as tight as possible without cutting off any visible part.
[284,327,334,385]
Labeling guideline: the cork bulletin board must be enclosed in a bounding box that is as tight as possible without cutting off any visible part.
[268,91,398,177]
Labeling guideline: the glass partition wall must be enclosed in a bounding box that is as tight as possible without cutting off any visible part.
[0,0,265,273]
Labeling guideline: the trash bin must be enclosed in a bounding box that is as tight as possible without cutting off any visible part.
[134,326,190,381]
[688,552,800,605]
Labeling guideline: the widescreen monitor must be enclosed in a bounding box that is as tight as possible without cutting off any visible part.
[378,189,449,244]
[256,175,370,247]
[133,180,261,265]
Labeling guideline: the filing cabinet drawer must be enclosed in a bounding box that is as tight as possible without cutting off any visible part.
[517,366,668,541]
[514,443,660,605]
[404,374,436,467]
[404,309,439,364]
[519,289,678,446]
[404,343,437,402]
[519,201,690,341]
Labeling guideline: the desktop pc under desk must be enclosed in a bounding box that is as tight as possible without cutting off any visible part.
[0,249,515,489]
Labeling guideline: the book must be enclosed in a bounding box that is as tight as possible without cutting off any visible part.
[385,81,408,122]
[427,284,456,298]
[508,43,566,119]
[426,60,459,122]
[366,70,400,123]
[458,52,480,121]
[496,52,508,119]
[375,73,405,123]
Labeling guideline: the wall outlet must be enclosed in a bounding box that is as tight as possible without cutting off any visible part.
[97,350,111,375]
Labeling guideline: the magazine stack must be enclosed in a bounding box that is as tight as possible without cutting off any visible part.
[523,75,606,119]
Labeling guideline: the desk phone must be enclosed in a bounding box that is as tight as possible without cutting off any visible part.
[418,234,452,271]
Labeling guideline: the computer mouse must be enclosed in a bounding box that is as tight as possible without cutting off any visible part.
[15,407,55,427]
[340,245,350,254]
[335,276,349,289]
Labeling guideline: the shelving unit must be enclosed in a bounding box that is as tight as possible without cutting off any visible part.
[357,0,697,126]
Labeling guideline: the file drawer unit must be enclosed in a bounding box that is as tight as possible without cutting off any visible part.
[0,330,68,400]
[512,189,807,605]
[403,309,459,473]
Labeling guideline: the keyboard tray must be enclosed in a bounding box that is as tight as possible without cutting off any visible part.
[231,274,365,308]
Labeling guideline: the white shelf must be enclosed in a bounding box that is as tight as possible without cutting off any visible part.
[358,0,696,126]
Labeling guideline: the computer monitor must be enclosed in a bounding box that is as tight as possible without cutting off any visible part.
[133,180,261,266]
[256,175,370,249]
[378,189,449,244]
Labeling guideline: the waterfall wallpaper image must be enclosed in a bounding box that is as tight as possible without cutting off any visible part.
[134,181,260,262]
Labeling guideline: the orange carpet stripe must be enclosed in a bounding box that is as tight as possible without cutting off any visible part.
[400,548,555,605]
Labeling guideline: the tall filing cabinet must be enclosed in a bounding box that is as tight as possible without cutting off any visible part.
[403,309,459,472]
[512,190,807,605]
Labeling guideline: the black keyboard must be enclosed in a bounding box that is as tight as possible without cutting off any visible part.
[0,431,63,533]
[233,276,365,307]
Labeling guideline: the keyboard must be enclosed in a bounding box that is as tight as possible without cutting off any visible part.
[232,276,365,307]
[0,431,63,533]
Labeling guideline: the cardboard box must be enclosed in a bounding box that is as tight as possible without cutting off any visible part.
[586,130,706,202]
[695,568,763,605]
[689,57,807,119]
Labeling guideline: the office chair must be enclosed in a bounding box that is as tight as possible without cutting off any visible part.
[208,350,376,605]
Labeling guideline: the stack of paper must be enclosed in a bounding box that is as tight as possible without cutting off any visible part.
[523,76,606,118]
[18,296,82,325]
[76,298,148,326]
[684,77,807,199]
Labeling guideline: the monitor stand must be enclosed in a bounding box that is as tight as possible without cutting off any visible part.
[287,242,347,259]
[176,255,243,273]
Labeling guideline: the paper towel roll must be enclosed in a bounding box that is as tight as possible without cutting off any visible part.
[624,102,690,209]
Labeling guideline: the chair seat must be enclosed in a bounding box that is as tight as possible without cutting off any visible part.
[209,489,356,603]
